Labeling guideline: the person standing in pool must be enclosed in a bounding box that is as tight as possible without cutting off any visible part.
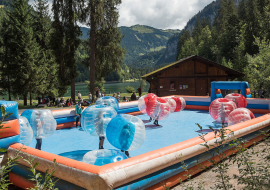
[35,112,44,150]
[96,111,106,149]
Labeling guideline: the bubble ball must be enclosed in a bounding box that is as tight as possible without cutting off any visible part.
[21,109,57,139]
[19,116,33,146]
[95,96,119,112]
[225,93,247,108]
[146,97,171,121]
[138,93,157,114]
[106,114,145,151]
[228,108,255,126]
[81,105,117,136]
[171,97,186,112]
[166,98,177,113]
[209,98,237,123]
[83,149,128,166]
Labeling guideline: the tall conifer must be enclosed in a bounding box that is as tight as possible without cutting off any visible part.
[6,0,39,105]
[81,0,125,102]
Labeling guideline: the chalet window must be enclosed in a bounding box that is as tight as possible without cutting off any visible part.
[170,80,175,90]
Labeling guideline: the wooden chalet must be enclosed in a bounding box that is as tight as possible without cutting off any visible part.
[142,55,245,97]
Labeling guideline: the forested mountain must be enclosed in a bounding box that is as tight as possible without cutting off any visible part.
[79,25,180,66]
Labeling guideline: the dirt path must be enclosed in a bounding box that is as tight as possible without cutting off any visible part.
[171,141,270,190]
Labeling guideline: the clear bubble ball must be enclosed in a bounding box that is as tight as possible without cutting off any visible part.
[83,149,128,166]
[81,105,117,137]
[21,109,57,139]
[95,96,119,112]
[19,116,33,146]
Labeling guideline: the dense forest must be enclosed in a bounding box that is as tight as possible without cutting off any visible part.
[176,0,270,96]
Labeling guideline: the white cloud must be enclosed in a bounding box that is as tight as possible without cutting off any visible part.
[118,0,214,29]
[28,0,214,30]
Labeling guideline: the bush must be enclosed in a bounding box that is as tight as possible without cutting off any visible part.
[125,86,135,93]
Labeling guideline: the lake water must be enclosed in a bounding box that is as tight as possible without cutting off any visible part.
[64,81,150,97]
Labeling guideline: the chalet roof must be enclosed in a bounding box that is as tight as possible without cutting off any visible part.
[141,55,245,79]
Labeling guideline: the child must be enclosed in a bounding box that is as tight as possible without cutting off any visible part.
[35,112,44,150]
[96,111,105,149]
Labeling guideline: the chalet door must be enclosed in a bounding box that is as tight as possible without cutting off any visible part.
[196,79,207,96]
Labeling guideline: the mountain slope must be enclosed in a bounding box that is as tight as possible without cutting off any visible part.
[79,25,180,66]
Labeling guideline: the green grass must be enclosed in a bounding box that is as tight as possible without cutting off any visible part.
[149,46,166,52]
[131,25,154,33]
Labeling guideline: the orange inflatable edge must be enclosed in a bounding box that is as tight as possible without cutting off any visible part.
[10,113,270,175]
[0,119,19,139]
[146,134,265,190]
[9,172,35,189]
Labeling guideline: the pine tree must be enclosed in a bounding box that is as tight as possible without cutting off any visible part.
[31,0,58,105]
[0,8,12,100]
[176,30,191,60]
[81,0,125,102]
[238,0,246,21]
[192,17,202,45]
[243,0,261,55]
[51,0,81,98]
[6,0,39,105]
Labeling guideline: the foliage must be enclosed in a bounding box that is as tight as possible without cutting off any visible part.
[125,86,135,93]
[247,37,270,97]
[0,105,58,189]
[1,0,40,105]
[24,157,58,190]
[85,79,105,93]
[140,80,147,92]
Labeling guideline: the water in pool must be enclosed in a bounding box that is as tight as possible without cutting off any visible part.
[27,110,263,162]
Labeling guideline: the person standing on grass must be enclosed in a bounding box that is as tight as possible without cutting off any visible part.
[131,91,136,101]
[35,112,44,150]
[117,92,121,102]
[137,86,142,97]
[88,92,92,104]
[77,91,82,100]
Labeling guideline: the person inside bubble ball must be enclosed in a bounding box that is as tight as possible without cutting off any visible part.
[35,112,44,150]
[96,111,105,149]
[119,124,134,157]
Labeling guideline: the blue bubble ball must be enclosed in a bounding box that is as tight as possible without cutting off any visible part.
[21,109,57,139]
[95,96,119,112]
[106,114,145,151]
[83,149,128,166]
[19,116,33,146]
[81,105,117,136]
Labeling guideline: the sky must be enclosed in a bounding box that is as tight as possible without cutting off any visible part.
[29,0,214,30]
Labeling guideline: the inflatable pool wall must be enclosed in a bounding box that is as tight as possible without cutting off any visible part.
[1,90,270,190]
[0,101,20,152]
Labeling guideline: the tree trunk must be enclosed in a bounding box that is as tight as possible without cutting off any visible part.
[71,78,75,102]
[30,91,32,105]
[8,74,11,101]
[24,94,27,106]
[90,3,96,103]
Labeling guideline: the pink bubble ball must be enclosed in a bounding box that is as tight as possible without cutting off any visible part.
[209,98,237,123]
[225,93,247,108]
[146,97,170,121]
[227,108,255,126]
[138,93,157,114]
[171,96,186,112]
